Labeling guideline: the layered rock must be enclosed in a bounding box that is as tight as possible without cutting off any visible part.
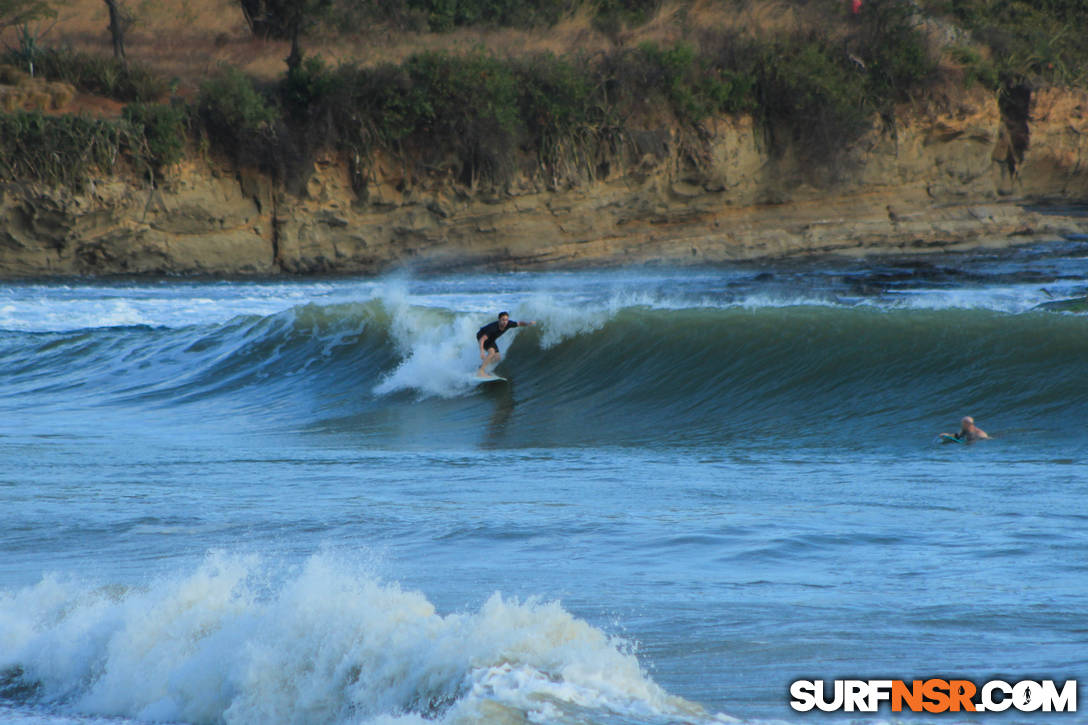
[2,87,1086,278]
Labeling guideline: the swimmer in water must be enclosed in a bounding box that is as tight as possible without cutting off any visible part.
[944,415,990,442]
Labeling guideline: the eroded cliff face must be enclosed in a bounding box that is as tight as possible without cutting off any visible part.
[2,87,1086,278]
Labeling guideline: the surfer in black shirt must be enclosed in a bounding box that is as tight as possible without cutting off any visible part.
[476,311,535,377]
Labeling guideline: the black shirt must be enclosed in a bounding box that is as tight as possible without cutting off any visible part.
[476,320,519,347]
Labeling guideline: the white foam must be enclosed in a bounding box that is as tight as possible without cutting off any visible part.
[0,706,135,725]
[368,288,654,397]
[370,289,486,398]
[0,553,721,725]
[524,292,639,349]
[0,281,385,333]
[874,283,1083,313]
[2,271,1077,335]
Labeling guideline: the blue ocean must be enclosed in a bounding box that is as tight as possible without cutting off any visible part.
[1,240,1087,724]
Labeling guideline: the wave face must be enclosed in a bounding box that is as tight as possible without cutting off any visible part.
[2,265,1087,450]
[0,553,712,725]
[2,243,1088,725]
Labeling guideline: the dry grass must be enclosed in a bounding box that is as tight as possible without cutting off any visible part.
[2,0,266,93]
[687,0,809,39]
[0,64,77,111]
[1,0,823,94]
[317,6,615,70]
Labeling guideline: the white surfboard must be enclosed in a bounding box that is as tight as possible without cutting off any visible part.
[470,374,507,384]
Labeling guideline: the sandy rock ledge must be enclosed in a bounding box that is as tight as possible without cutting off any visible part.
[2,88,1087,278]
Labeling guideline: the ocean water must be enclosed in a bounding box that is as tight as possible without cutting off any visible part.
[2,240,1087,725]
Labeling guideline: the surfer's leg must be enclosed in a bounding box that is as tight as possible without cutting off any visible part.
[477,349,500,376]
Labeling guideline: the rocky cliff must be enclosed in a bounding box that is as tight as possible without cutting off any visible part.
[2,87,1086,278]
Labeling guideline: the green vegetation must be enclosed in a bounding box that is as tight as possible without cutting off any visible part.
[0,112,137,188]
[192,66,281,174]
[402,0,572,32]
[947,45,1000,90]
[0,0,54,31]
[924,0,1088,86]
[123,102,188,171]
[853,0,936,101]
[0,103,188,186]
[620,42,757,122]
[276,51,533,185]
[591,0,658,35]
[173,0,936,183]
[317,0,648,33]
[269,45,761,187]
[196,67,277,142]
[751,37,874,160]
[1,0,1085,189]
[0,46,169,102]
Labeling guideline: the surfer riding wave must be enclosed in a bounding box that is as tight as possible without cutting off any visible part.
[477,311,535,377]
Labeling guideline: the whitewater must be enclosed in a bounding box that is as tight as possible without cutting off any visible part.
[1,240,1087,724]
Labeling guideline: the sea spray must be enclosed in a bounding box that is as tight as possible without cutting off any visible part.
[370,288,633,398]
[0,553,718,725]
[523,292,622,350]
[371,312,484,399]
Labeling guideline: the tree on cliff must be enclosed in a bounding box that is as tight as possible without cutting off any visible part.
[0,0,53,32]
[102,0,129,69]
[1,0,54,76]
[236,0,333,72]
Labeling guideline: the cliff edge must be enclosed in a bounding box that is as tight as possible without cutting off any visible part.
[2,87,1086,278]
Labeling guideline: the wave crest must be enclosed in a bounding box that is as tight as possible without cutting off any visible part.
[0,553,717,725]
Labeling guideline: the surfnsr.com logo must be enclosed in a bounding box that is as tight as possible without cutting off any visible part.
[790,679,1078,713]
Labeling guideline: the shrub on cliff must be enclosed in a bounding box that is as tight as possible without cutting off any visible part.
[849,0,936,102]
[947,45,999,90]
[925,0,1088,86]
[403,0,571,31]
[395,51,521,184]
[0,46,169,102]
[123,102,188,173]
[280,51,523,187]
[320,0,642,33]
[195,66,280,170]
[592,0,658,36]
[512,52,613,178]
[752,36,872,164]
[266,34,911,189]
[279,50,625,187]
[604,41,756,124]
[0,112,136,188]
[198,67,277,135]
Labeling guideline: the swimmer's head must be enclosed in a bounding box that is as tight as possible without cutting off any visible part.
[961,416,974,428]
